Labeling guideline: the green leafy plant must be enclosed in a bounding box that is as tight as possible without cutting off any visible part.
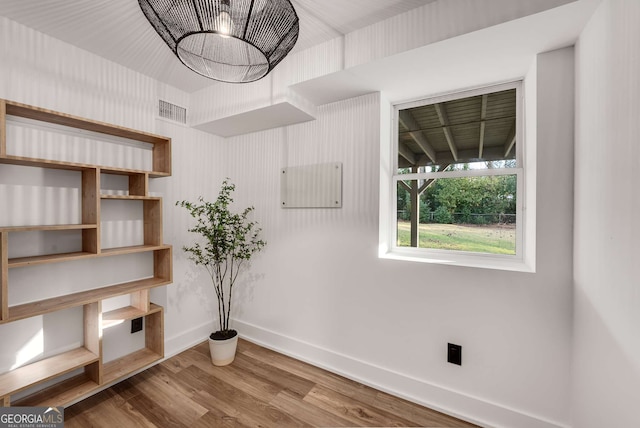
[176,179,266,340]
[433,205,453,224]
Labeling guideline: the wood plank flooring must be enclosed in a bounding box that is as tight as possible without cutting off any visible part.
[65,339,478,427]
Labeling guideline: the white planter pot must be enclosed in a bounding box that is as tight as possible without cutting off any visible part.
[208,334,239,366]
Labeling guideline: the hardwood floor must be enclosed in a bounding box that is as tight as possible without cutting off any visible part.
[65,339,478,427]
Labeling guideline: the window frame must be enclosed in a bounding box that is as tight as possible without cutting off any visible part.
[379,80,534,272]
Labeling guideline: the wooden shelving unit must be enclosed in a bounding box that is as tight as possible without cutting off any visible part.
[0,98,173,407]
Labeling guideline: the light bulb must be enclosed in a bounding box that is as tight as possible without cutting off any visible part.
[216,10,233,38]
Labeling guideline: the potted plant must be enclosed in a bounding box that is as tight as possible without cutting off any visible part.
[177,179,265,366]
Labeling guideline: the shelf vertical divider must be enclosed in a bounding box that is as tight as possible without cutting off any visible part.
[1,395,9,407]
[0,231,7,321]
[155,247,173,283]
[84,301,102,385]
[145,308,164,358]
[131,289,150,313]
[0,99,6,157]
[129,173,148,197]
[82,168,100,254]
[143,199,162,246]
[153,139,171,175]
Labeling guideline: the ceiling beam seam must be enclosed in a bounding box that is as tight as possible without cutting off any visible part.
[479,94,488,158]
[434,103,458,162]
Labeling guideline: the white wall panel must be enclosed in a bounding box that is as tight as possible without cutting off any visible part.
[189,76,272,126]
[152,118,226,349]
[0,17,157,133]
[273,37,344,90]
[345,0,575,68]
[573,1,640,427]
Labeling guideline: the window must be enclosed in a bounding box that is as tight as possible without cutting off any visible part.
[380,81,533,271]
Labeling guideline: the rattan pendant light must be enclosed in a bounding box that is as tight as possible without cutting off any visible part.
[139,0,299,83]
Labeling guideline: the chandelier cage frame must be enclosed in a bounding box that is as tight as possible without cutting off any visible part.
[138,0,299,83]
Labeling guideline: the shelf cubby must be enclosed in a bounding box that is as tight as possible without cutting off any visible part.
[102,304,163,384]
[102,302,162,329]
[100,171,150,198]
[12,373,101,407]
[0,348,99,400]
[2,225,98,268]
[103,347,162,385]
[5,275,171,324]
[1,100,171,176]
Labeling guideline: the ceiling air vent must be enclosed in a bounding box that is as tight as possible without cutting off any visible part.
[158,100,187,124]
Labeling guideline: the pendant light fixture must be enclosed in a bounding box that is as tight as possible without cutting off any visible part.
[139,0,299,83]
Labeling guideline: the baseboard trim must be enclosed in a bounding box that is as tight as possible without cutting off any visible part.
[234,319,569,428]
[164,320,212,358]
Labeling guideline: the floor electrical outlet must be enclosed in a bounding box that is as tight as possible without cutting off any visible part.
[448,343,462,365]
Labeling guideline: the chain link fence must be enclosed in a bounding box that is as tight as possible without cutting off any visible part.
[398,211,516,225]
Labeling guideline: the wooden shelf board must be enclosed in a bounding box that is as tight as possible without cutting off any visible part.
[0,348,98,397]
[100,195,161,201]
[100,244,171,257]
[8,251,95,268]
[103,348,162,384]
[5,101,170,146]
[6,277,171,323]
[12,373,99,408]
[147,171,170,179]
[101,166,168,178]
[0,155,168,177]
[0,155,90,172]
[102,303,162,329]
[7,245,171,268]
[0,224,97,233]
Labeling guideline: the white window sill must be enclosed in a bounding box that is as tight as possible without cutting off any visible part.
[379,247,535,273]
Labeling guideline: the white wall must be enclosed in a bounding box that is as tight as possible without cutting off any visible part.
[224,47,575,428]
[573,1,640,427]
[0,16,224,389]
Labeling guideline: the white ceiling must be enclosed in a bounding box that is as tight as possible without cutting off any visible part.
[0,0,437,93]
